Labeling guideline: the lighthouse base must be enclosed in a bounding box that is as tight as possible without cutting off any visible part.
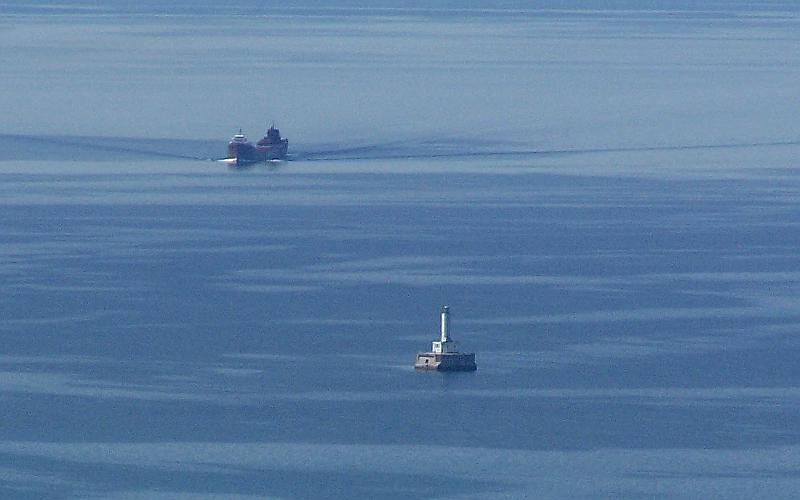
[415,352,477,371]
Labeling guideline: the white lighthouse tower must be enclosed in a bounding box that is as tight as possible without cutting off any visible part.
[431,306,457,354]
[415,306,477,371]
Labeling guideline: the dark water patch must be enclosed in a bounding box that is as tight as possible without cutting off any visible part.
[0,451,507,499]
[3,379,800,452]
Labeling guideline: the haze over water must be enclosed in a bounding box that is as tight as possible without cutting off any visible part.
[2,1,800,498]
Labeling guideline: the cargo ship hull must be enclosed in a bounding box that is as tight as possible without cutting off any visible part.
[227,141,288,163]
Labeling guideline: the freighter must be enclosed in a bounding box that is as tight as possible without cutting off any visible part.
[227,124,288,164]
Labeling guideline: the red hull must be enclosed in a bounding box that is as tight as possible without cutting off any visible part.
[227,141,288,163]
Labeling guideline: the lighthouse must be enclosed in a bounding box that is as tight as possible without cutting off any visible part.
[415,306,477,371]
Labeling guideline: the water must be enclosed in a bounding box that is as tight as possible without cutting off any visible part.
[2,2,800,498]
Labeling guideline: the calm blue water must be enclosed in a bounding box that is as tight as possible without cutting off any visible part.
[2,2,800,498]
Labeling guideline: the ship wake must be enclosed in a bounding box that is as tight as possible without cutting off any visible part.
[2,133,798,164]
[293,138,800,162]
[0,134,219,162]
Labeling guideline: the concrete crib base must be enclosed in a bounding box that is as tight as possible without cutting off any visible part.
[415,352,477,371]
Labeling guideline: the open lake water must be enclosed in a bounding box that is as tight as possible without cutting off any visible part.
[2,1,800,498]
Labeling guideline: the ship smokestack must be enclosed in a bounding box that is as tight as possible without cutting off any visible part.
[440,305,450,342]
